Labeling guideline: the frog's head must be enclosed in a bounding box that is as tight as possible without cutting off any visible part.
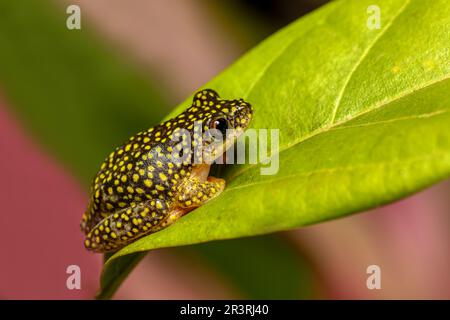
[188,89,253,163]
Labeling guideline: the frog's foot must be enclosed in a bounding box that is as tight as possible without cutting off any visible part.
[177,176,225,209]
[151,177,225,235]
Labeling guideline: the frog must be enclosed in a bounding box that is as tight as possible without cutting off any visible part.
[81,89,253,252]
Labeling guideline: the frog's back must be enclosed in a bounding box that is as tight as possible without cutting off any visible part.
[81,117,192,233]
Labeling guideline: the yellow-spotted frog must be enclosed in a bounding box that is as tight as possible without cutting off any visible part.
[81,89,253,252]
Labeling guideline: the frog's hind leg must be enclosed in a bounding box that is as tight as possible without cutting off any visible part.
[84,178,225,253]
[84,199,170,253]
[138,176,226,234]
[177,176,226,209]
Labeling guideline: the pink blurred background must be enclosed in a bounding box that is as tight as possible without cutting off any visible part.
[0,0,448,299]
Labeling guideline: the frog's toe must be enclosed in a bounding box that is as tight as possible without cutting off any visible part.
[206,176,225,194]
[178,176,225,208]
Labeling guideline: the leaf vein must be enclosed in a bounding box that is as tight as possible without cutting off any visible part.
[243,6,336,98]
[329,109,448,131]
[330,0,412,124]
[226,150,448,193]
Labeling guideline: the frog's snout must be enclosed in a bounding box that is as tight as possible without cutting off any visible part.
[232,99,253,129]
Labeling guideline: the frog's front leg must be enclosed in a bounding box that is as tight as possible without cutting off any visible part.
[177,176,226,208]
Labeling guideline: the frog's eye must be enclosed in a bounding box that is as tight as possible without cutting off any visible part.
[210,117,228,136]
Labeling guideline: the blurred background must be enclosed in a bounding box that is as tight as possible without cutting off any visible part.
[0,0,448,299]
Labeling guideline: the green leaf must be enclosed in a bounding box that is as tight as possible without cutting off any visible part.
[100,0,450,296]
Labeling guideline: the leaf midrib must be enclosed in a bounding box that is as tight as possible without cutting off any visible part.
[226,150,449,193]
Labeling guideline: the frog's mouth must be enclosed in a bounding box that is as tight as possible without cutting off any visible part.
[204,124,252,165]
